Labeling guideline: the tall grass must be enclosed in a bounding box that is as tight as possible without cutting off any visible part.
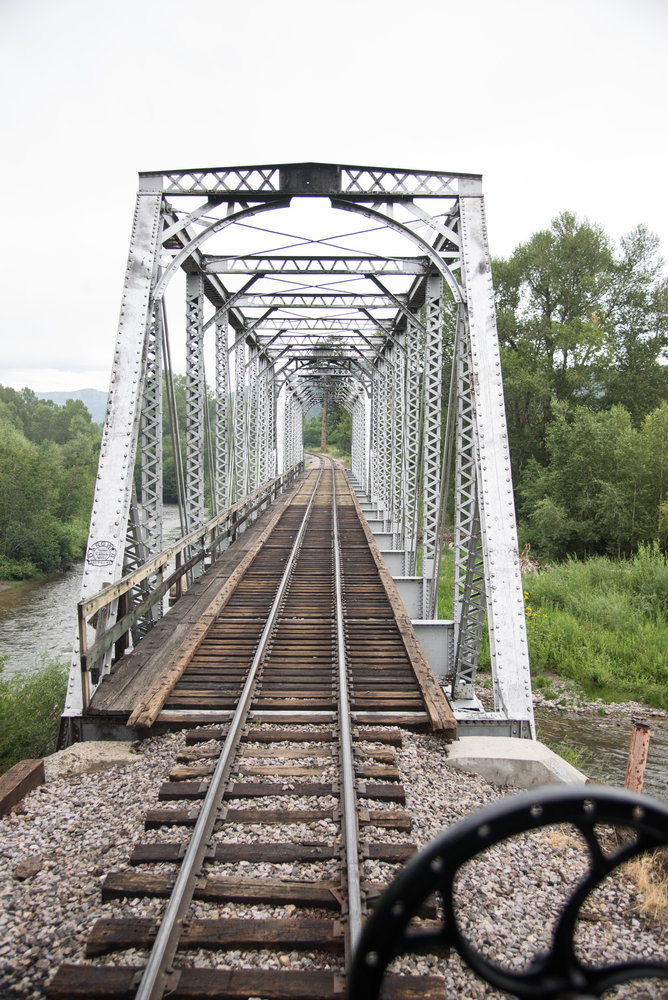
[0,657,68,773]
[524,544,667,708]
[436,542,668,709]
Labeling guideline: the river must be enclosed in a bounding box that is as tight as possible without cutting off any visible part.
[0,531,666,803]
[0,506,184,677]
[536,710,668,804]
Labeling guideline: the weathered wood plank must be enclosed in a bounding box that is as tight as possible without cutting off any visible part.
[144,807,335,828]
[159,781,337,801]
[129,841,338,864]
[47,965,446,1000]
[85,916,344,956]
[101,872,343,907]
[126,486,300,728]
[0,759,44,817]
[346,488,457,738]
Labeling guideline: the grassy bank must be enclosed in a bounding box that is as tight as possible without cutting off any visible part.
[437,543,668,710]
[0,658,68,773]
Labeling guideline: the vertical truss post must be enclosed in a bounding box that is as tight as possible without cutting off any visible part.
[363,386,372,496]
[377,358,391,522]
[65,189,163,716]
[421,274,443,615]
[140,303,163,559]
[292,397,304,465]
[404,311,422,576]
[123,484,152,643]
[391,339,405,549]
[215,316,230,511]
[284,389,294,471]
[369,368,379,504]
[185,273,206,544]
[276,381,286,475]
[351,392,366,491]
[265,364,276,481]
[234,337,246,501]
[459,184,534,735]
[124,302,164,635]
[257,358,269,487]
[247,347,259,493]
[453,305,486,698]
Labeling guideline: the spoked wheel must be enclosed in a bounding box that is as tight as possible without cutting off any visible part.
[348,786,668,999]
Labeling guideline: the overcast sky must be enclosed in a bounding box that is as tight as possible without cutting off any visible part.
[1,0,666,393]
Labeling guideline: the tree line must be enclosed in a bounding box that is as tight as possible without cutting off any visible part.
[0,388,101,578]
[493,213,667,558]
[0,212,664,579]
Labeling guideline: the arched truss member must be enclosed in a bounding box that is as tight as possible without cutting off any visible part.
[63,162,533,742]
[348,785,668,1000]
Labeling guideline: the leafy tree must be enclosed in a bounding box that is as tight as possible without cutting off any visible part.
[601,225,668,421]
[494,212,615,478]
[0,387,101,577]
[519,403,667,559]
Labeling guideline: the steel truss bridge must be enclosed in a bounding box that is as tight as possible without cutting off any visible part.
[62,162,535,740]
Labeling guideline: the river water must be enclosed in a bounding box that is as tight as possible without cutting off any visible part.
[0,530,666,803]
[536,710,668,804]
[0,506,184,677]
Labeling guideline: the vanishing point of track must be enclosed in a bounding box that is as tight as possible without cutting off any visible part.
[47,460,448,1000]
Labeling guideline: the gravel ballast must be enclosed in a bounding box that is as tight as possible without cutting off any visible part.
[0,729,666,999]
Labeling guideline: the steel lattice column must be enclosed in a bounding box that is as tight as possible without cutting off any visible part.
[284,389,295,471]
[459,186,534,735]
[294,395,304,465]
[390,339,405,548]
[215,317,230,511]
[404,311,422,576]
[64,190,163,716]
[185,273,206,544]
[234,338,246,500]
[369,369,379,503]
[126,302,164,634]
[376,359,391,520]
[351,393,366,490]
[265,364,276,481]
[247,347,259,493]
[452,301,486,698]
[421,274,444,614]
[140,303,163,557]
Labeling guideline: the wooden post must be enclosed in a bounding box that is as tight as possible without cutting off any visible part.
[625,720,651,794]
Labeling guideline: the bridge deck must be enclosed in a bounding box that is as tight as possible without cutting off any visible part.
[87,469,455,738]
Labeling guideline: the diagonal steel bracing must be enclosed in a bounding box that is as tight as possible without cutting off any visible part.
[64,162,534,742]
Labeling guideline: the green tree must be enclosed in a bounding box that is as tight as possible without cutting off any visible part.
[0,387,101,577]
[495,212,615,479]
[520,403,666,559]
[602,225,668,421]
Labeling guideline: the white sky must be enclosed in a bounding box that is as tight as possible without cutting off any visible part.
[1,0,666,393]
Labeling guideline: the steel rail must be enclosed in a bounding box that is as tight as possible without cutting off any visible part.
[134,467,324,1000]
[331,468,364,960]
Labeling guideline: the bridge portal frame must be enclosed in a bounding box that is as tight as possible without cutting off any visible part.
[64,162,534,740]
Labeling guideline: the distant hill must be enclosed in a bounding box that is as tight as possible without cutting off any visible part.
[36,388,108,425]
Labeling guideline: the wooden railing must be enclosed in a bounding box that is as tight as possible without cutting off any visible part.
[78,463,304,707]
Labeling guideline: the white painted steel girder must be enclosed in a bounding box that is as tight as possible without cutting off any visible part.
[458,190,534,736]
[215,317,230,511]
[65,163,534,740]
[64,192,162,716]
[421,274,444,615]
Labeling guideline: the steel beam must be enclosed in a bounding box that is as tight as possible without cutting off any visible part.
[458,187,534,735]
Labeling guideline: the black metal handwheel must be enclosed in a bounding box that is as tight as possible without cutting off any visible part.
[347,785,668,999]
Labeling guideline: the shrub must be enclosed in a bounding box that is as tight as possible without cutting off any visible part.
[0,657,68,773]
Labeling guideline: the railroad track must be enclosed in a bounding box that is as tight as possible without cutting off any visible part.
[47,461,447,999]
